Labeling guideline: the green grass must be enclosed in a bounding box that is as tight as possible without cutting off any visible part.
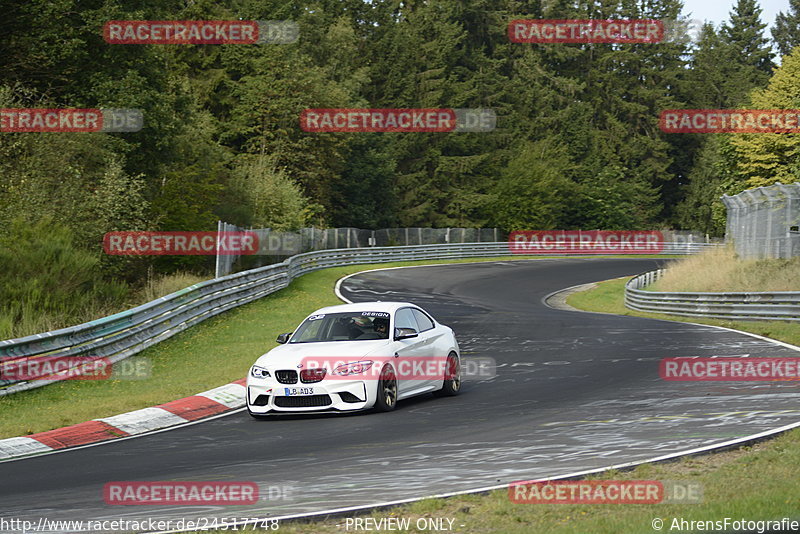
[567,277,800,347]
[650,246,800,293]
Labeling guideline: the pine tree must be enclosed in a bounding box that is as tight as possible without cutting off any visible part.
[772,0,800,58]
[719,0,775,103]
[686,24,733,108]
[676,0,777,232]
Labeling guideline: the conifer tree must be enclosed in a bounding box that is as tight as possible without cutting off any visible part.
[772,0,800,58]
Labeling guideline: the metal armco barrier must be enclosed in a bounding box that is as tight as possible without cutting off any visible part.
[625,269,800,322]
[0,241,715,395]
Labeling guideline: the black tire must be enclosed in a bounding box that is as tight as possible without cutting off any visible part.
[374,364,398,412]
[434,353,461,397]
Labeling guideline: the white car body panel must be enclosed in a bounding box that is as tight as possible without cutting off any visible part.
[246,301,460,415]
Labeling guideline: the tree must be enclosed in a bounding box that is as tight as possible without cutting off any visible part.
[772,0,800,58]
[730,47,800,188]
[488,139,576,231]
[232,156,319,230]
[329,135,398,228]
[719,0,775,103]
[675,0,777,231]
[674,135,739,235]
[686,24,734,108]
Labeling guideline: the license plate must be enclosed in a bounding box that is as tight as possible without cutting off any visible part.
[284,387,314,396]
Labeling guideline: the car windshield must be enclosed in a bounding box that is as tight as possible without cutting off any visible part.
[289,311,391,343]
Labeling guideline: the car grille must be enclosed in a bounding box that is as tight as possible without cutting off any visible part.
[251,394,270,406]
[300,368,326,383]
[274,395,332,408]
[275,370,298,384]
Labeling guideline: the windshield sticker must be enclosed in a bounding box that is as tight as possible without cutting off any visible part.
[307,314,325,321]
[361,311,390,318]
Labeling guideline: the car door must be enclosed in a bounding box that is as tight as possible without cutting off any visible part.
[392,307,429,397]
[410,307,443,389]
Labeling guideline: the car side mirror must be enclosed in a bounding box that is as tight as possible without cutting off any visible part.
[276,332,292,344]
[394,327,418,340]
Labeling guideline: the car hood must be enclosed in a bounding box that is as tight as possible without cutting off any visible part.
[253,340,392,369]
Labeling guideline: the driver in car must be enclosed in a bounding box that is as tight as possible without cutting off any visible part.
[373,317,389,338]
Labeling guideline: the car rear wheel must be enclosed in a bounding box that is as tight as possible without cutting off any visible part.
[374,365,398,412]
[434,352,461,397]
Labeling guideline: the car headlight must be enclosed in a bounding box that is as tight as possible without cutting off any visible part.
[333,361,374,376]
[250,365,271,378]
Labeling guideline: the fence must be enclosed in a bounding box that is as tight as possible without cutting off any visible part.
[215,224,503,277]
[215,224,719,278]
[625,269,800,321]
[722,182,800,259]
[0,241,712,396]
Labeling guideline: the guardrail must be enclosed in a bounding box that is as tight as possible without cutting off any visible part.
[0,241,716,395]
[625,269,800,321]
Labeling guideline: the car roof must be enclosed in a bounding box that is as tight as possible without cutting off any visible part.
[311,301,420,315]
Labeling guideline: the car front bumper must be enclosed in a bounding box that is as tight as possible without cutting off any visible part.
[246,378,372,414]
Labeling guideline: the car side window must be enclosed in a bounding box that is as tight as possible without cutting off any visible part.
[394,308,419,331]
[411,309,435,332]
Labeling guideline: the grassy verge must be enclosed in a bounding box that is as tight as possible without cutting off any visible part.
[1,255,667,438]
[567,277,800,347]
[650,246,800,293]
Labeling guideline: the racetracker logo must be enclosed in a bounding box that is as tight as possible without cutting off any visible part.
[509,19,664,43]
[298,356,480,381]
[660,109,800,133]
[508,480,702,504]
[300,108,496,133]
[103,231,259,256]
[660,357,800,381]
[103,482,259,505]
[508,231,664,254]
[0,109,143,133]
[103,21,299,44]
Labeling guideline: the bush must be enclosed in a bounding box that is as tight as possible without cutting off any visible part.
[0,218,128,339]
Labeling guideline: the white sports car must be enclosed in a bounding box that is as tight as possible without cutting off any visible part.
[246,302,461,416]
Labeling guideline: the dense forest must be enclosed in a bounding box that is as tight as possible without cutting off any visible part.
[2,0,800,334]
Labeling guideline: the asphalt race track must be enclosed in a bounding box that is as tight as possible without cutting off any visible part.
[3,258,800,530]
